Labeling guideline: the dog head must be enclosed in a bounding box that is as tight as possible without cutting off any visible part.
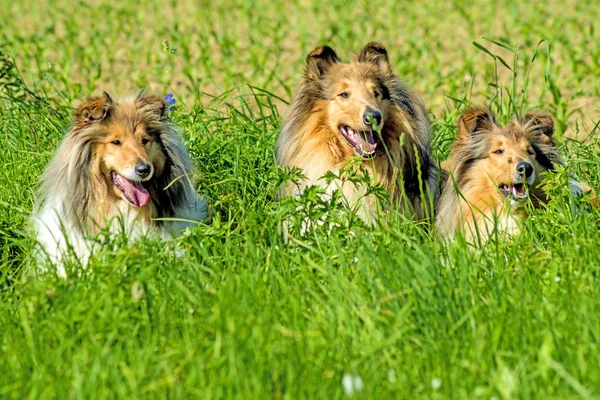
[304,42,396,159]
[453,107,559,205]
[73,92,169,207]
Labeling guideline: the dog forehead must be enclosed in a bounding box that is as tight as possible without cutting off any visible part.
[104,105,156,137]
[493,133,535,155]
[486,132,507,147]
[504,123,532,139]
[481,133,518,154]
[133,123,151,137]
[328,62,378,81]
[504,128,535,149]
[325,75,378,96]
[517,135,534,148]
[105,118,148,140]
[104,121,131,137]
[490,126,524,143]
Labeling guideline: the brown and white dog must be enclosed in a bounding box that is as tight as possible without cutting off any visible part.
[436,107,592,242]
[33,92,207,275]
[276,42,438,223]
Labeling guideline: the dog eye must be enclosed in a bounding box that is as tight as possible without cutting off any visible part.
[527,149,535,155]
[111,140,121,146]
[338,92,349,99]
[141,138,149,145]
[374,91,380,98]
[493,149,504,154]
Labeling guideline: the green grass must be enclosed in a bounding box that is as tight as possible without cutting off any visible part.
[1,0,600,398]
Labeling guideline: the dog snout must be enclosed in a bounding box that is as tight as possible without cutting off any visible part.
[516,161,533,180]
[135,163,152,178]
[363,108,382,128]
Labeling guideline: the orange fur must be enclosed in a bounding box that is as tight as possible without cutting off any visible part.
[436,108,566,242]
[277,43,438,222]
[80,93,168,229]
[33,92,206,274]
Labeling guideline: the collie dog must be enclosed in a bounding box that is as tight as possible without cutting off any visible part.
[276,42,438,222]
[33,92,207,274]
[436,107,586,242]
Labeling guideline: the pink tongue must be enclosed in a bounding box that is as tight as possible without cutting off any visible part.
[116,175,150,207]
[361,131,376,152]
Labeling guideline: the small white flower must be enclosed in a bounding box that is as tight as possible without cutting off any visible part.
[342,374,364,396]
[342,375,353,395]
[131,281,144,301]
[275,245,279,250]
[554,276,561,282]
[353,257,359,263]
[431,377,442,390]
[354,376,364,392]
[387,369,397,383]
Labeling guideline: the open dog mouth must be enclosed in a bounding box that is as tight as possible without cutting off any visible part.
[498,183,528,200]
[339,125,377,159]
[111,171,150,207]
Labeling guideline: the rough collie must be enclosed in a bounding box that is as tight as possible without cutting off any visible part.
[33,92,207,274]
[436,107,590,242]
[276,42,438,222]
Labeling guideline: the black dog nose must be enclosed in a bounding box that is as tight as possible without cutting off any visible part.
[135,163,152,178]
[363,108,382,127]
[516,161,533,178]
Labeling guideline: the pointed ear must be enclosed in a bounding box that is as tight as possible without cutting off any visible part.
[74,92,113,126]
[358,42,390,71]
[458,107,497,137]
[305,45,340,79]
[523,110,555,137]
[136,92,167,120]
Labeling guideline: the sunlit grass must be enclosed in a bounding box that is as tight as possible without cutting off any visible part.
[1,0,599,398]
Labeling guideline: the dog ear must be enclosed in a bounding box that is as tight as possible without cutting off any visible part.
[458,107,497,137]
[136,92,167,120]
[305,45,340,79]
[358,42,390,71]
[74,92,113,126]
[523,110,555,137]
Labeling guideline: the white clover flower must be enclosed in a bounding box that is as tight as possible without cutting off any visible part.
[431,377,442,390]
[387,369,397,383]
[342,374,364,396]
[131,281,144,301]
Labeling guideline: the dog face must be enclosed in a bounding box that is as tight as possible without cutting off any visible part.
[480,133,541,202]
[304,43,395,159]
[74,92,168,207]
[453,108,558,206]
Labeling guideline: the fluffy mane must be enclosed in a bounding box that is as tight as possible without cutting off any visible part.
[33,92,207,273]
[276,42,438,221]
[436,107,564,241]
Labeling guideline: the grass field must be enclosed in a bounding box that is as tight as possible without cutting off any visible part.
[1,0,600,398]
